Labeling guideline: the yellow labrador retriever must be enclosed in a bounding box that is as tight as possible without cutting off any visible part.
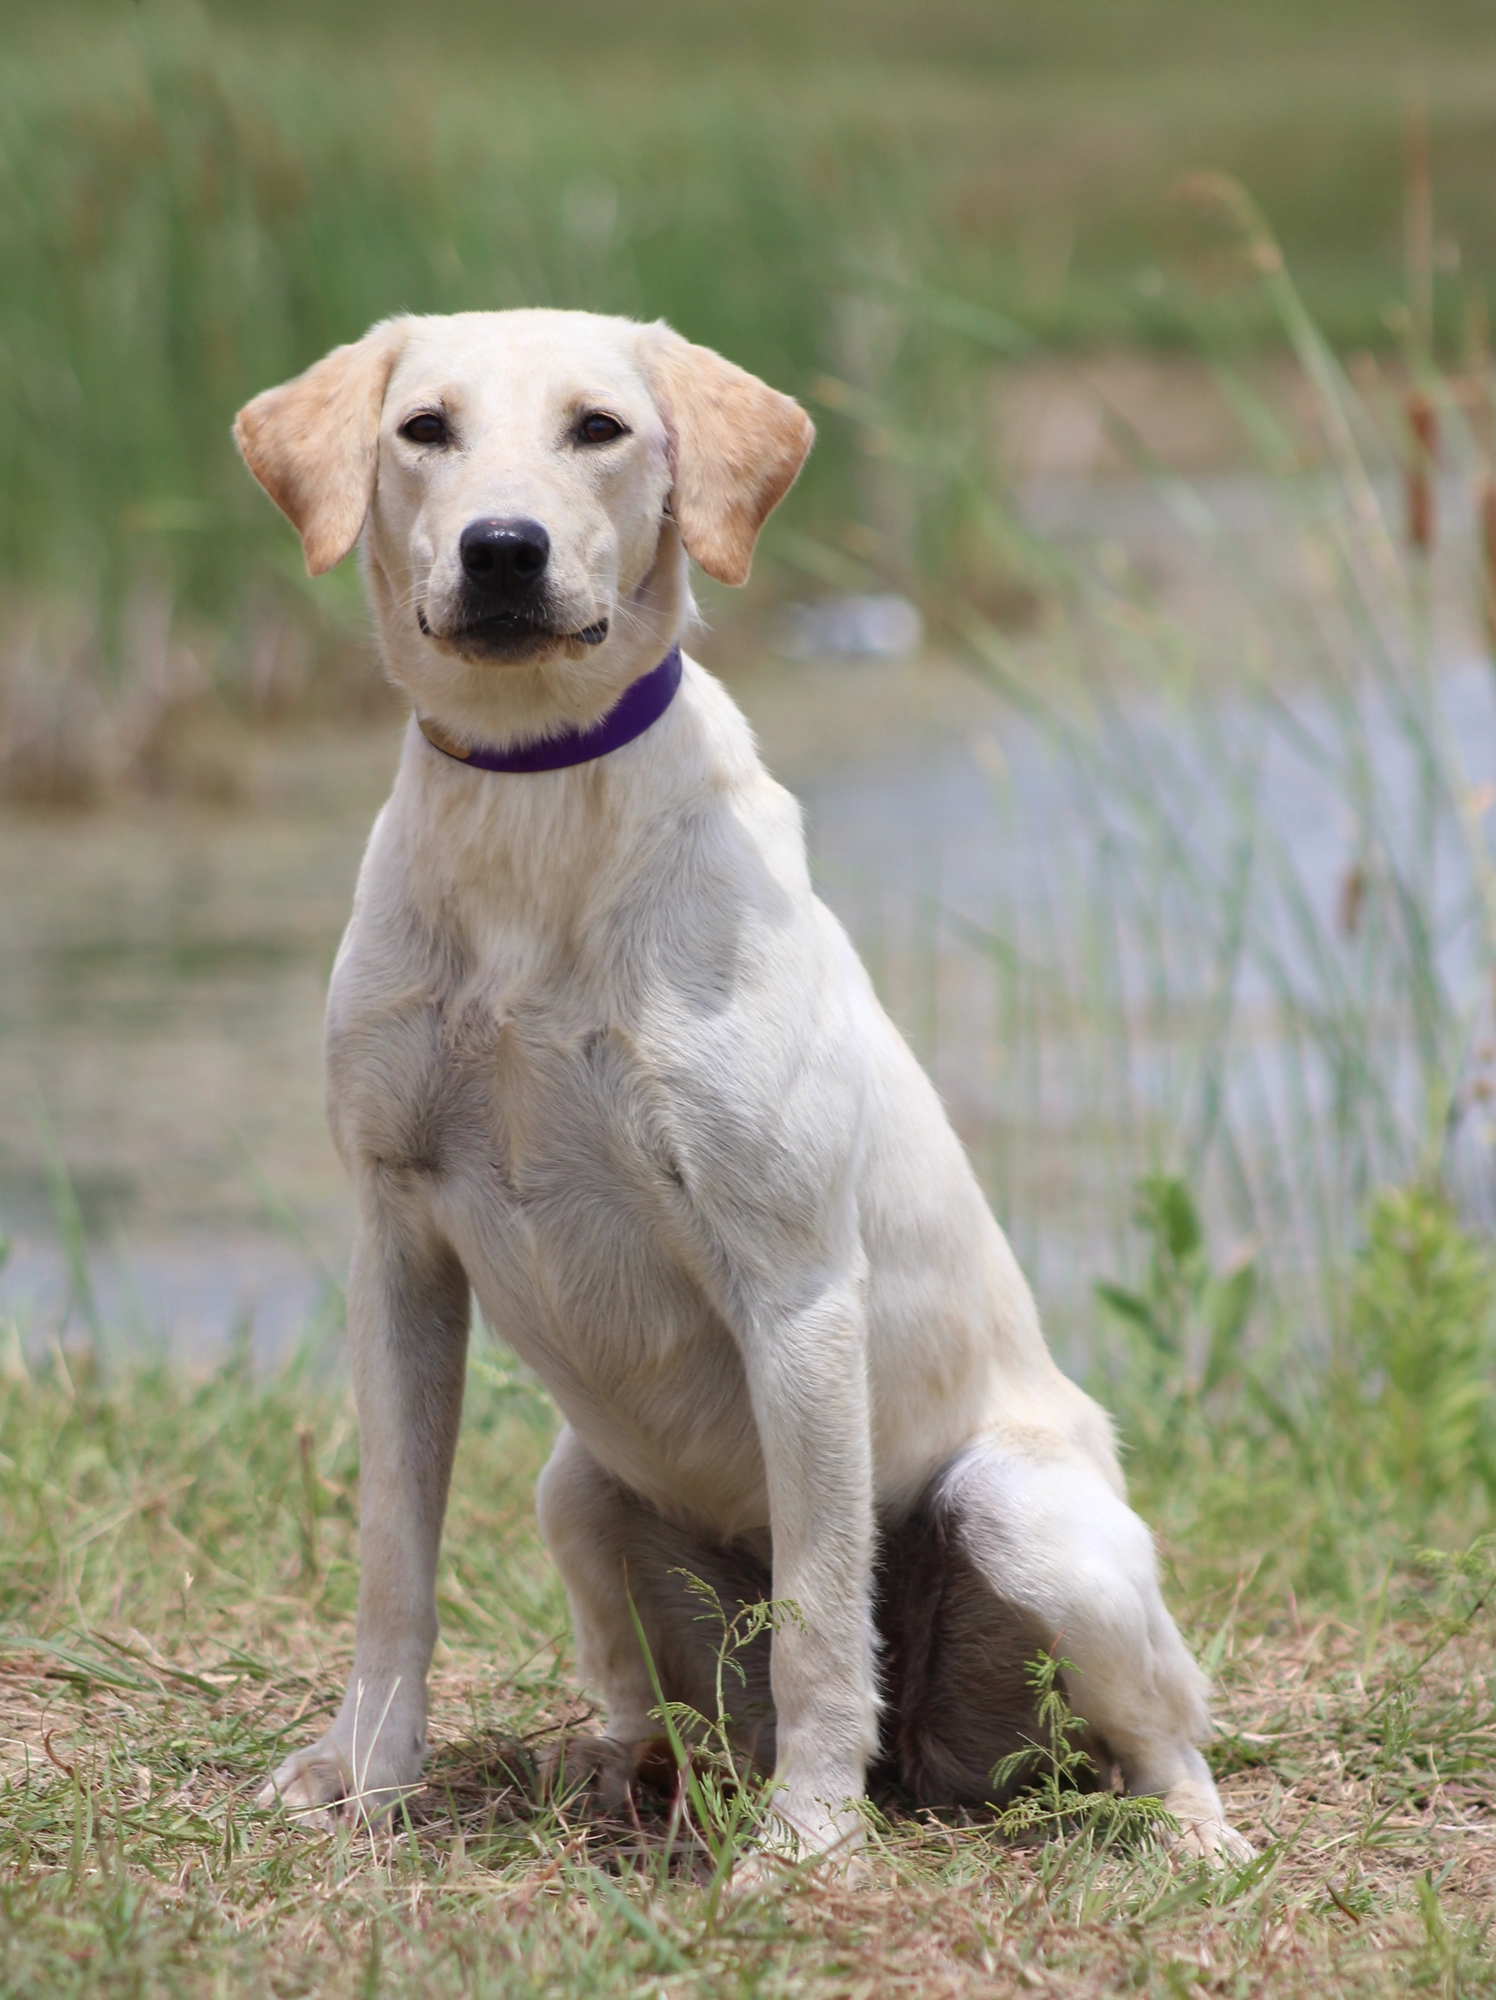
[235,310,1248,1863]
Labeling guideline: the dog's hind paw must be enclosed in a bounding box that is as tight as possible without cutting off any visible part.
[538,1731,669,1813]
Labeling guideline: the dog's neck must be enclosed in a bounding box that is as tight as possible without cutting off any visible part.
[365,522,693,754]
[369,526,754,941]
[416,646,683,772]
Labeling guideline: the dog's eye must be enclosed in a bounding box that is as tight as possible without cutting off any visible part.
[400,412,448,447]
[577,412,628,446]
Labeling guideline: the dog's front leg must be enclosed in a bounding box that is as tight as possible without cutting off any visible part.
[259,1207,469,1823]
[745,1274,878,1862]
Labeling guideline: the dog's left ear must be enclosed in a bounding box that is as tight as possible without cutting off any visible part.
[234,318,410,576]
[645,326,814,586]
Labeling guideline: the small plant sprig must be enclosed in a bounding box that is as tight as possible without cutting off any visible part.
[1388,1533,1496,1703]
[627,1575,806,1917]
[990,1650,1177,1849]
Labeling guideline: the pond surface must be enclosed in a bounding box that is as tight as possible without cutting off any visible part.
[0,657,1020,1362]
[4,465,1494,1366]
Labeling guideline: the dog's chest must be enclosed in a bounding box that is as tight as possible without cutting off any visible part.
[330,937,763,1516]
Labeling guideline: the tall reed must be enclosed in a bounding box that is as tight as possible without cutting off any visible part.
[820,186,1496,1384]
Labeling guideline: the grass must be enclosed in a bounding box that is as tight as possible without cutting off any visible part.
[1,1299,1494,2000]
[3,1107,1496,1997]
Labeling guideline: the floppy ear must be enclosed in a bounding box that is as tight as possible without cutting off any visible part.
[646,327,814,586]
[233,319,409,576]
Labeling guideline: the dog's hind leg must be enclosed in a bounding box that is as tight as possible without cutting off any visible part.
[536,1425,663,1769]
[535,1425,775,1803]
[896,1440,1251,1860]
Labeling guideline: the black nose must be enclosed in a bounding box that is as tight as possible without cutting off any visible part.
[459,517,551,596]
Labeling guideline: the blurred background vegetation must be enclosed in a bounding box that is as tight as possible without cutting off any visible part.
[2,0,1495,733]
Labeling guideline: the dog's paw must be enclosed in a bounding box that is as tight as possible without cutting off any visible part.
[538,1732,664,1813]
[257,1731,423,1828]
[729,1823,870,1893]
[257,1739,351,1826]
[728,1844,789,1893]
[730,1842,871,1892]
[1158,1781,1255,1866]
[724,1787,867,1891]
[1170,1815,1256,1865]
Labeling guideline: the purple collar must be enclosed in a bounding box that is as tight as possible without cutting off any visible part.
[419,646,683,773]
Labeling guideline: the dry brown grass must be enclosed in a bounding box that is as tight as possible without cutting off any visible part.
[2,1624,1492,1997]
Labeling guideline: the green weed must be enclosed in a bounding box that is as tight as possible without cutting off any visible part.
[1335,1185,1496,1512]
[622,1577,798,1907]
[990,1651,1176,1850]
[1096,1174,1258,1470]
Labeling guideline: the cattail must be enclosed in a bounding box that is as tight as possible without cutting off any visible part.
[1405,388,1437,553]
[1481,476,1496,647]
[1338,861,1367,939]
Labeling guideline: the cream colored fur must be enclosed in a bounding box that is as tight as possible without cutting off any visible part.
[235,308,1248,1866]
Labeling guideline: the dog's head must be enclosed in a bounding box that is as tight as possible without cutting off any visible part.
[234,310,812,726]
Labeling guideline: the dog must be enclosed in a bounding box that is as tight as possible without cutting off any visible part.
[234,309,1249,1863]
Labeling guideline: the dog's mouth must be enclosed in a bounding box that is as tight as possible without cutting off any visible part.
[417,605,609,660]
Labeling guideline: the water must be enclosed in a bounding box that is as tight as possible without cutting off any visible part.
[4,466,1493,1365]
[0,727,388,1362]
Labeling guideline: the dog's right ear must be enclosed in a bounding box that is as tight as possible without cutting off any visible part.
[234,319,410,576]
